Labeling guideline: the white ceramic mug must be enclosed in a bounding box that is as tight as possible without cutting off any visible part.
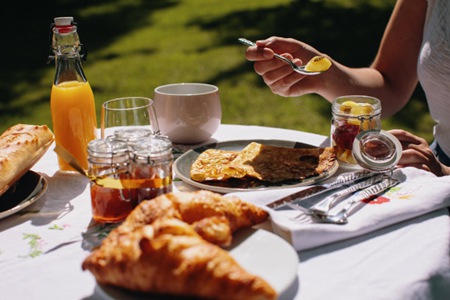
[153,83,221,144]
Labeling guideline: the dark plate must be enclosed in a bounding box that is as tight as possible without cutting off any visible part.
[0,171,47,219]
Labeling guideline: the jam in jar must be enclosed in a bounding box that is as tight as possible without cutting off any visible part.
[331,95,381,166]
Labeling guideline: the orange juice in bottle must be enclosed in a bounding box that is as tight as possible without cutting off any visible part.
[49,17,97,172]
[51,81,97,171]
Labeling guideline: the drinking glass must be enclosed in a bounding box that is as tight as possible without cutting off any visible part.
[101,97,160,138]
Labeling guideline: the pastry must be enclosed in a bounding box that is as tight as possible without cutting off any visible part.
[0,124,54,196]
[82,191,275,300]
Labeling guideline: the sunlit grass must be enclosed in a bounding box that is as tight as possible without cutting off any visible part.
[1,0,433,142]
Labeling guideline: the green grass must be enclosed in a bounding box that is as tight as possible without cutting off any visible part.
[0,0,433,142]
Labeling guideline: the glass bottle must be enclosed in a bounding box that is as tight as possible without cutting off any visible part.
[49,16,97,172]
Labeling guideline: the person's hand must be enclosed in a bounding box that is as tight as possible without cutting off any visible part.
[244,36,330,97]
[389,129,450,176]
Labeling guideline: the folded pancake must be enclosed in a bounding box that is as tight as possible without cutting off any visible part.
[227,142,335,182]
[190,149,244,182]
[190,142,336,183]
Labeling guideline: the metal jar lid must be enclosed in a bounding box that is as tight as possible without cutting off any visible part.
[352,130,402,171]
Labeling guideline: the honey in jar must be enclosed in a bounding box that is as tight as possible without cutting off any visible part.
[87,139,136,223]
[130,135,173,203]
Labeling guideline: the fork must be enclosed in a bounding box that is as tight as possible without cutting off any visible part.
[287,178,400,224]
[238,38,322,75]
[307,173,387,216]
[312,178,400,224]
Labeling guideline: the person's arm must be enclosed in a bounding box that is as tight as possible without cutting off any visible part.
[245,0,427,118]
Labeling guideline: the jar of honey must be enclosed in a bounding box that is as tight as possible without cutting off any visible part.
[331,95,382,167]
[87,139,136,223]
[130,135,173,203]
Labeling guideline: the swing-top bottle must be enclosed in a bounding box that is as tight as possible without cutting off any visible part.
[49,16,97,172]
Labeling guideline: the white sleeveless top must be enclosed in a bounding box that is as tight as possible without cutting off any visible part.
[418,0,450,157]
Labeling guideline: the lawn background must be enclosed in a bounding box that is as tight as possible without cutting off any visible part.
[0,0,433,142]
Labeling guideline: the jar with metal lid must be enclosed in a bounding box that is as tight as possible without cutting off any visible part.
[130,135,173,203]
[331,95,382,167]
[87,138,136,223]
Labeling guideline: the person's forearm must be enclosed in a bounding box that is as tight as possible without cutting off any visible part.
[315,62,414,118]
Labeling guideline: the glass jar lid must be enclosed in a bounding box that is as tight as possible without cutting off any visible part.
[131,135,172,162]
[112,128,153,143]
[88,138,129,160]
[352,130,402,171]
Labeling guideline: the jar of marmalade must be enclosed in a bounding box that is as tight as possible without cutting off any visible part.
[331,95,381,166]
[87,139,136,223]
[130,135,173,203]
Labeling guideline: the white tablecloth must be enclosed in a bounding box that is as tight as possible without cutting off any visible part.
[1,124,449,300]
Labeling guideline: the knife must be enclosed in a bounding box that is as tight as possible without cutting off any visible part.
[267,169,378,209]
[310,177,400,224]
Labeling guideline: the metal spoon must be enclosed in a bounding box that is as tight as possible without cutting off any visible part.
[307,172,387,216]
[312,178,400,224]
[238,38,322,75]
[287,178,400,224]
[53,144,125,189]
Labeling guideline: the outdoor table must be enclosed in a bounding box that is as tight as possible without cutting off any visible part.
[1,124,449,300]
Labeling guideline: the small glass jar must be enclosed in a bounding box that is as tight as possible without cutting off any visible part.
[130,135,173,203]
[331,95,382,167]
[87,139,136,223]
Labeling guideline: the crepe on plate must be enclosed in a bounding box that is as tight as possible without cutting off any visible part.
[82,190,276,300]
[191,142,335,183]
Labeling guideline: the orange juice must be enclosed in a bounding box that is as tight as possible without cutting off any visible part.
[51,81,97,172]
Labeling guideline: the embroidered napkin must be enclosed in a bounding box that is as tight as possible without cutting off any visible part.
[229,167,450,251]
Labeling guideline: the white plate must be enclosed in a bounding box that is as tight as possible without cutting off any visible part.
[96,228,299,300]
[0,171,48,220]
[173,139,338,193]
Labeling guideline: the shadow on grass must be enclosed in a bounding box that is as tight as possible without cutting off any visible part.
[0,0,428,135]
[191,0,428,133]
[0,0,178,119]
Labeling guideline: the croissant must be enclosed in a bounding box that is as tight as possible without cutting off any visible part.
[110,190,269,247]
[82,191,276,300]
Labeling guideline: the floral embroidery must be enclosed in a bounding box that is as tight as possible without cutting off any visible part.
[365,196,390,205]
[49,224,64,230]
[386,186,416,200]
[48,223,70,230]
[22,233,44,258]
[361,183,420,205]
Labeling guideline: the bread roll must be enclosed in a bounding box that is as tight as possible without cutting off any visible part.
[0,124,54,196]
